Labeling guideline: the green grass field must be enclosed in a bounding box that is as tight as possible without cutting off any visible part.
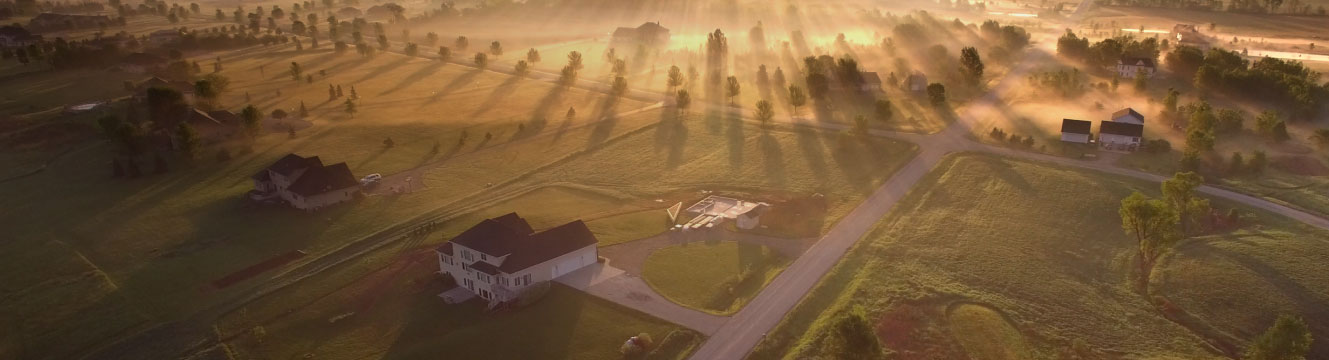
[642,241,789,315]
[750,153,1329,359]
[587,209,673,246]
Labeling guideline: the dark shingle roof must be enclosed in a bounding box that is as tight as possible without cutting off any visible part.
[449,214,599,274]
[450,213,532,256]
[1112,108,1144,122]
[436,242,454,255]
[499,220,597,273]
[470,261,500,275]
[1061,119,1092,134]
[286,162,358,197]
[1100,121,1144,137]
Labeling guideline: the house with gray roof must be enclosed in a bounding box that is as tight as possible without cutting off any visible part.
[436,213,599,307]
[251,154,360,210]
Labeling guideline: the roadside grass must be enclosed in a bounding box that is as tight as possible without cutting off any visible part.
[1118,150,1329,217]
[642,241,789,315]
[751,153,1329,359]
[946,303,1032,360]
[587,209,673,247]
[522,112,919,238]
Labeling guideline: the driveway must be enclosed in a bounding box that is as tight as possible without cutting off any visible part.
[555,263,726,334]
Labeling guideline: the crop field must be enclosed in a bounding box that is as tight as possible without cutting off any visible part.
[751,154,1329,359]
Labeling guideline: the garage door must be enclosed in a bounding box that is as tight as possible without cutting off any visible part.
[551,252,588,278]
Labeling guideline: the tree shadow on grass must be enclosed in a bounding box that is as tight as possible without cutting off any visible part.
[468,74,526,118]
[794,127,829,181]
[653,110,688,169]
[378,61,445,96]
[759,130,787,186]
[351,56,412,85]
[586,96,621,148]
[726,106,744,169]
[420,68,484,107]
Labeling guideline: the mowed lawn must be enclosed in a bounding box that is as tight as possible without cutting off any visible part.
[0,45,662,359]
[643,241,789,315]
[751,154,1329,359]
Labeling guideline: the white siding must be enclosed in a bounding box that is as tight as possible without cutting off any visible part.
[1060,133,1090,144]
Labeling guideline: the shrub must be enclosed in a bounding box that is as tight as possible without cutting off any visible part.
[823,305,884,358]
[989,127,1007,141]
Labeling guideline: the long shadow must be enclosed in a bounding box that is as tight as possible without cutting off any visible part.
[525,83,570,124]
[468,74,526,118]
[759,130,786,185]
[653,110,689,169]
[585,94,622,148]
[726,105,744,169]
[352,56,412,84]
[379,61,445,96]
[421,68,484,107]
[794,127,829,181]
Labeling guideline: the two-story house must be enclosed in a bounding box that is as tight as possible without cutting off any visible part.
[436,213,599,308]
[251,154,361,210]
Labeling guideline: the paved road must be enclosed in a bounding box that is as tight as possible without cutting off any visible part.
[684,51,1329,360]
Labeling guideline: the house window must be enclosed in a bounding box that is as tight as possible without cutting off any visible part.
[523,274,532,285]
[480,253,487,261]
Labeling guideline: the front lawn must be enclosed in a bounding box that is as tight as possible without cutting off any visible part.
[642,241,789,315]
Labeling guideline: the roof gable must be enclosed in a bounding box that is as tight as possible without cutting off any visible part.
[1061,119,1092,134]
[1100,120,1144,137]
[1112,107,1144,122]
[448,214,599,274]
[286,162,358,197]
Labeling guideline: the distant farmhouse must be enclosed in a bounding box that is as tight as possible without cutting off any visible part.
[1116,57,1156,79]
[1060,107,1145,151]
[1100,108,1146,151]
[1059,119,1092,144]
[436,213,599,307]
[251,154,361,211]
[904,71,928,93]
[133,76,194,102]
[336,7,363,18]
[611,22,670,47]
[859,72,883,92]
[0,25,40,47]
[181,108,242,144]
[28,13,110,30]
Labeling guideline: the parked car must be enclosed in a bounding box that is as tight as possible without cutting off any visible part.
[360,173,382,185]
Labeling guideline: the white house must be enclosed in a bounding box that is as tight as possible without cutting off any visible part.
[904,71,928,93]
[1060,119,1092,144]
[1099,121,1143,152]
[251,154,361,210]
[436,213,599,308]
[1111,107,1145,125]
[1116,57,1156,79]
[859,72,883,92]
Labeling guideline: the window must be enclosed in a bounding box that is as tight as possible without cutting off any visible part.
[480,253,487,261]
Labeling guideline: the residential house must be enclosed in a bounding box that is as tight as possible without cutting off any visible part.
[0,25,40,48]
[611,22,670,46]
[1116,57,1156,79]
[27,13,110,30]
[251,154,361,210]
[904,71,928,93]
[1060,119,1092,144]
[180,108,241,144]
[120,53,168,74]
[1099,121,1143,151]
[858,72,883,92]
[133,76,195,103]
[436,213,599,307]
[1111,107,1145,125]
[1172,24,1201,42]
